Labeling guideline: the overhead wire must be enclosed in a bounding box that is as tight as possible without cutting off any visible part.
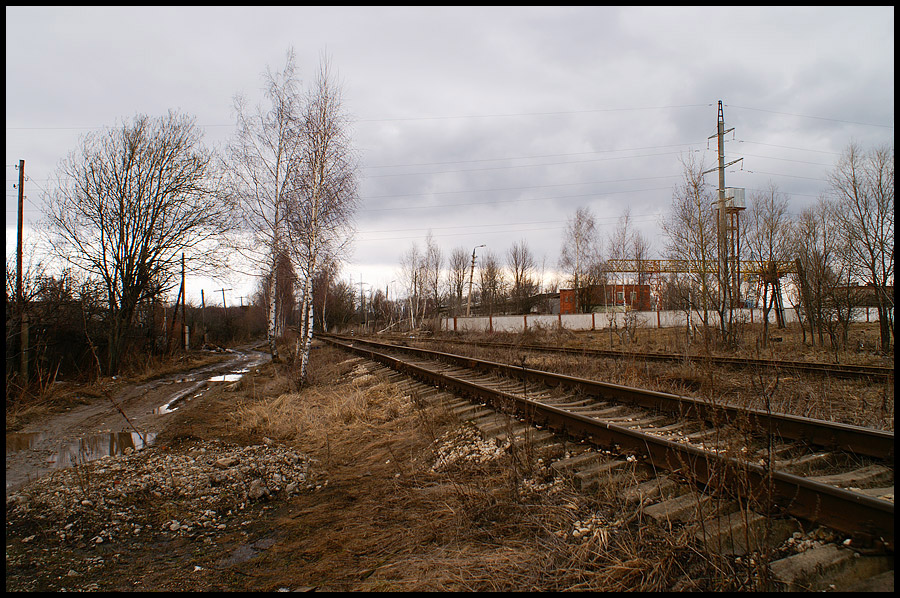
[725,104,893,129]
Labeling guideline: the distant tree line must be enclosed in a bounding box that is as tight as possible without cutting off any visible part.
[390,142,893,354]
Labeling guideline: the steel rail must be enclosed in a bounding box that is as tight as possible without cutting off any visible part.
[323,336,893,550]
[325,334,894,462]
[397,336,894,381]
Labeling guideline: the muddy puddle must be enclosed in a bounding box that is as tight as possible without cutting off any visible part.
[6,430,158,470]
[6,346,271,494]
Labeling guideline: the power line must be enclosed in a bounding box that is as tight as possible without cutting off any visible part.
[359,186,674,213]
[5,104,712,132]
[361,174,681,200]
[361,141,705,169]
[725,104,893,129]
[360,211,664,236]
[362,149,695,179]
[735,139,843,155]
[353,104,711,123]
[731,153,831,166]
[741,169,828,182]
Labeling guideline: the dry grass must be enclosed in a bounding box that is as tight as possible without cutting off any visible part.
[425,326,893,431]
[218,342,759,591]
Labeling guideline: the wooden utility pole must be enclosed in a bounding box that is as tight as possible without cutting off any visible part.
[200,289,207,346]
[168,282,184,352]
[216,288,231,310]
[215,288,232,338]
[16,159,28,380]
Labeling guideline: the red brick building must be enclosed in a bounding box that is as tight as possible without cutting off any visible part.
[559,284,653,314]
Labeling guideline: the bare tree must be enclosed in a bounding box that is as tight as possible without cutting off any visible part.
[226,48,305,362]
[559,206,600,312]
[829,143,894,353]
[46,111,233,374]
[793,197,852,351]
[288,54,358,384]
[478,250,506,316]
[661,154,720,343]
[507,238,539,314]
[422,231,444,323]
[746,182,795,346]
[448,246,469,316]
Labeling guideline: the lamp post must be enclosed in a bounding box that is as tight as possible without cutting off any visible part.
[466,244,486,317]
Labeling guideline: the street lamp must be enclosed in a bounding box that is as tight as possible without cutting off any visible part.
[466,244,486,317]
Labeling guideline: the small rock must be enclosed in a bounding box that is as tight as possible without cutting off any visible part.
[67,570,79,577]
[248,479,269,500]
[215,456,239,469]
[81,499,94,507]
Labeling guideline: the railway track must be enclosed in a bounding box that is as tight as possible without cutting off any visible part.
[382,334,894,381]
[322,333,894,556]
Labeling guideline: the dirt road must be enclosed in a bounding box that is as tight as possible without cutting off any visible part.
[5,346,270,495]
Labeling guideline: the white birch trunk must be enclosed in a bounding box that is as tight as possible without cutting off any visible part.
[267,263,279,360]
[299,275,315,382]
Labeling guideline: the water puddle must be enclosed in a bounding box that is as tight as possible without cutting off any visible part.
[207,373,244,382]
[6,431,157,469]
[154,386,207,414]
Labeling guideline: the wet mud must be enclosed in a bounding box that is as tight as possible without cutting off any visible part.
[5,347,270,495]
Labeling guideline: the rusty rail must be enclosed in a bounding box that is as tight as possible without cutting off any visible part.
[395,335,894,381]
[323,334,894,550]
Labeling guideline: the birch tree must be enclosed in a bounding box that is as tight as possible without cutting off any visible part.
[399,243,423,330]
[226,48,304,361]
[46,110,233,374]
[559,207,600,312]
[287,55,358,384]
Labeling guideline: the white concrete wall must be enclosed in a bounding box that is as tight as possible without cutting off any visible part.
[442,307,883,333]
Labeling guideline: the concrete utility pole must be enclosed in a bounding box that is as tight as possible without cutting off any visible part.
[703,101,742,336]
[16,160,24,310]
[466,244,485,317]
[16,160,28,380]
[357,276,367,328]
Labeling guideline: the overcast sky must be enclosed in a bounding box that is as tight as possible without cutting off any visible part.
[6,6,895,306]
